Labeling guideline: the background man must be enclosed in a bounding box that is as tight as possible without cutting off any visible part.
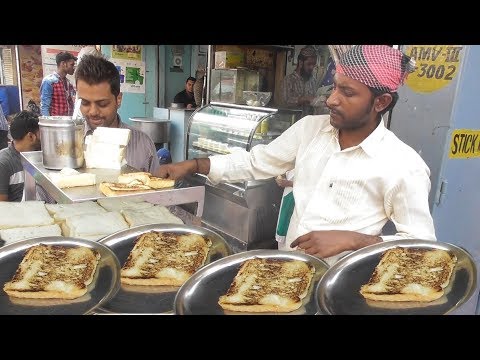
[174,76,196,109]
[281,46,320,116]
[0,105,8,150]
[0,111,40,202]
[40,51,77,116]
[158,45,435,266]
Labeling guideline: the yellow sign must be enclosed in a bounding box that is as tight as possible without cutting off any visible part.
[405,45,463,93]
[449,129,480,159]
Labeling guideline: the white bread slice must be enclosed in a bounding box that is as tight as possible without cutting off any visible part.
[96,198,155,212]
[3,244,100,299]
[120,231,212,286]
[360,247,457,302]
[45,201,107,222]
[122,206,184,227]
[91,127,131,146]
[66,211,129,238]
[218,258,315,313]
[0,201,54,229]
[47,171,96,189]
[0,224,62,243]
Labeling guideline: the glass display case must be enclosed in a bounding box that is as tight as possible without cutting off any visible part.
[183,102,301,252]
[187,103,299,165]
[210,69,261,105]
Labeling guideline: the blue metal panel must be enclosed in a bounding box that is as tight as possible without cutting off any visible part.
[432,46,480,259]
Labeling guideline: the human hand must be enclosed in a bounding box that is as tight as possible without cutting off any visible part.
[187,104,193,109]
[275,176,293,188]
[290,230,382,258]
[156,160,196,180]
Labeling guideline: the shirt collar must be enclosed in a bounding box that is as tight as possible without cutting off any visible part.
[358,118,387,158]
[84,113,122,135]
[321,115,387,157]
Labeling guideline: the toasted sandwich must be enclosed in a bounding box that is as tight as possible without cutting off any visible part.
[360,247,457,302]
[118,172,174,189]
[218,258,315,313]
[99,181,154,197]
[3,244,100,300]
[120,231,212,286]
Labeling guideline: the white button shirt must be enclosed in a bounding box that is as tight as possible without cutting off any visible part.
[208,115,436,265]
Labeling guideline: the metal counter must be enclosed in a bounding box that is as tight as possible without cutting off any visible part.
[20,151,205,217]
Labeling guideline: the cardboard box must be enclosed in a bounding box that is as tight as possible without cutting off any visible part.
[214,51,245,69]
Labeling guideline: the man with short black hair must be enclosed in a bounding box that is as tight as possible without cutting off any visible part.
[40,51,77,116]
[174,76,197,109]
[0,111,40,201]
[75,54,159,174]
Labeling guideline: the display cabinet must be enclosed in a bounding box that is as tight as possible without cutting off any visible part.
[183,102,301,252]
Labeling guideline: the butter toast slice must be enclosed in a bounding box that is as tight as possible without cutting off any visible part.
[360,247,457,302]
[3,244,100,300]
[120,231,212,286]
[218,258,315,313]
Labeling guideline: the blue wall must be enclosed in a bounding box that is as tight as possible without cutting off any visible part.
[101,45,158,124]
[165,45,193,107]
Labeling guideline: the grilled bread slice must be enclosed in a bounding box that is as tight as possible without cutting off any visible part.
[118,172,174,189]
[3,244,100,300]
[117,172,151,185]
[218,258,315,313]
[120,231,212,286]
[99,181,154,197]
[360,247,457,302]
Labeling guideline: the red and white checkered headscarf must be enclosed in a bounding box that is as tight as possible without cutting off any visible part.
[335,45,416,92]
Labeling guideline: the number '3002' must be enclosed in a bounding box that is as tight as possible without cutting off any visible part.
[417,64,456,80]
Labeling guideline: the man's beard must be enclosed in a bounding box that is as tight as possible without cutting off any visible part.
[300,67,312,80]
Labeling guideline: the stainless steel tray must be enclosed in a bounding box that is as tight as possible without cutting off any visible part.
[0,237,121,315]
[97,224,233,314]
[316,239,477,315]
[174,250,329,315]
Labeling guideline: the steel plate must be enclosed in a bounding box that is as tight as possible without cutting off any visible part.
[97,224,232,314]
[0,237,121,315]
[316,239,477,315]
[174,250,329,315]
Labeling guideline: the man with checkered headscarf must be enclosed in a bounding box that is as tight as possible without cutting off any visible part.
[159,45,436,266]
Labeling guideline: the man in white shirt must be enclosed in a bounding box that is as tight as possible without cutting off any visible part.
[158,45,436,265]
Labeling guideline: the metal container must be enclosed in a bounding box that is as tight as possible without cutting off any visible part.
[129,117,170,144]
[38,116,85,169]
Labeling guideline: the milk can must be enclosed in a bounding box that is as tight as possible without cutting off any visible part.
[38,116,85,169]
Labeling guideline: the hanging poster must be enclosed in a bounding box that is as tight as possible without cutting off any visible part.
[111,59,145,94]
[18,45,43,111]
[111,45,142,61]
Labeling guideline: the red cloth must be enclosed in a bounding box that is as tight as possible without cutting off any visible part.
[50,78,75,116]
[336,45,414,92]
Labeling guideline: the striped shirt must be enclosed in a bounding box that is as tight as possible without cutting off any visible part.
[0,143,25,201]
[84,115,160,174]
[208,115,436,266]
